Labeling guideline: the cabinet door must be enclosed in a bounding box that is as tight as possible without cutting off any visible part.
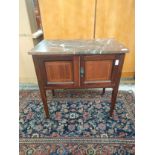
[80,55,119,88]
[33,55,80,89]
[39,0,95,39]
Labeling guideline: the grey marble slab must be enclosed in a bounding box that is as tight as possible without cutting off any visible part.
[29,39,129,55]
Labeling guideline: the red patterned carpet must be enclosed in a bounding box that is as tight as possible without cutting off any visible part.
[19,89,135,155]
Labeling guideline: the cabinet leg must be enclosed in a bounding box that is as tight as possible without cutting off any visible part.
[40,89,50,118]
[110,87,118,117]
[51,89,55,96]
[101,88,105,95]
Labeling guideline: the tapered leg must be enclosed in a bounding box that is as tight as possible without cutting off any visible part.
[32,56,50,119]
[101,88,105,95]
[40,89,50,118]
[51,89,55,96]
[110,87,118,117]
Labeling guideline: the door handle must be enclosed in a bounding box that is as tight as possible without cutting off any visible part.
[80,67,84,77]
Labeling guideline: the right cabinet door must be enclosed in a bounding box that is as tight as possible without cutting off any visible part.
[80,55,120,88]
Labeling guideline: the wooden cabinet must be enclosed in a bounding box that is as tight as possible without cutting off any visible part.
[29,39,128,118]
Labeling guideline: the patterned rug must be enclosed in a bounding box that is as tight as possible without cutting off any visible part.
[19,89,135,155]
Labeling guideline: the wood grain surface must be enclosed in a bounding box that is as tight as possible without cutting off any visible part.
[85,60,113,81]
[38,0,96,39]
[95,0,135,77]
[45,61,73,82]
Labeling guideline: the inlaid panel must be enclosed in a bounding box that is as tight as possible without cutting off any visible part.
[85,60,113,81]
[45,61,73,83]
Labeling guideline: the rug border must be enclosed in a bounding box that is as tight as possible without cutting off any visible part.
[20,138,134,145]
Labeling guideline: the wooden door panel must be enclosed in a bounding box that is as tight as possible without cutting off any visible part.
[34,55,80,88]
[45,61,73,83]
[81,55,116,86]
[85,60,113,82]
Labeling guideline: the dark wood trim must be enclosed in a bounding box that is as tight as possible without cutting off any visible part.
[34,55,73,60]
[101,88,105,95]
[84,80,111,84]
[44,83,114,90]
[73,56,80,87]
[80,55,85,87]
[47,82,74,85]
[110,54,125,116]
[32,55,49,118]
[51,90,55,96]
[83,55,116,60]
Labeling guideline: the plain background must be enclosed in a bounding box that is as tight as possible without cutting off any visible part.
[0,0,155,154]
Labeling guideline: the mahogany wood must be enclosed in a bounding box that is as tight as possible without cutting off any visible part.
[109,54,125,116]
[32,53,125,118]
[84,60,112,81]
[102,88,105,95]
[45,61,73,83]
[32,56,50,118]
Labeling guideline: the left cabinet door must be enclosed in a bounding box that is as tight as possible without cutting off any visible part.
[33,55,80,89]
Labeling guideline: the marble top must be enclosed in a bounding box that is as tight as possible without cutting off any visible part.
[29,39,129,55]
